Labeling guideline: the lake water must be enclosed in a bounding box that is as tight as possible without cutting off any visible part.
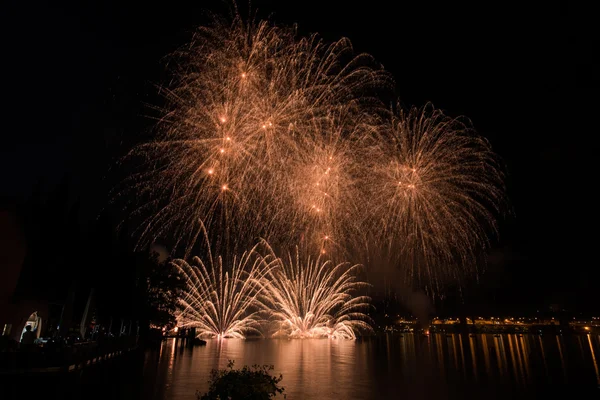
[139,333,600,399]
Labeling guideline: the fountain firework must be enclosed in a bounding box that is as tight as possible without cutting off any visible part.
[265,247,372,339]
[172,241,277,339]
[173,239,371,339]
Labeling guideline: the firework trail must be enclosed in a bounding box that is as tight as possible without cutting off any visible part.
[265,246,372,339]
[172,240,277,338]
[368,104,505,288]
[121,13,389,258]
[283,109,383,259]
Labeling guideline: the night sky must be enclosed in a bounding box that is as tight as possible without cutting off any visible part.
[2,1,597,314]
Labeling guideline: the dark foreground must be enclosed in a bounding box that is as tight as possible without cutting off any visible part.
[3,333,599,400]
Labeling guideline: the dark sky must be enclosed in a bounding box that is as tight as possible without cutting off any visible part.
[2,1,597,313]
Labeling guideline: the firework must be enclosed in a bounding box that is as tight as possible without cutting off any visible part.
[121,13,389,258]
[172,241,277,338]
[265,247,372,339]
[369,104,505,288]
[118,10,506,293]
[280,109,383,259]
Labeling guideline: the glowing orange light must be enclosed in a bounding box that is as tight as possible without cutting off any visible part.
[220,148,225,154]
[219,117,226,123]
[222,184,228,191]
[226,136,231,141]
[262,124,266,129]
[268,122,272,127]
[208,168,214,175]
[321,249,326,254]
[324,235,329,240]
[241,72,247,78]
[174,326,179,333]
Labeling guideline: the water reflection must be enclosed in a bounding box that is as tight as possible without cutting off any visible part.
[587,334,600,385]
[142,334,600,400]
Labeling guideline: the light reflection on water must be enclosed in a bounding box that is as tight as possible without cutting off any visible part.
[142,334,600,399]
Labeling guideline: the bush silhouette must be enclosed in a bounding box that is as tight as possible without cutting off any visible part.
[198,360,285,400]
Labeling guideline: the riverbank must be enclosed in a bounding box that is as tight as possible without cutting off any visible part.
[0,341,144,400]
